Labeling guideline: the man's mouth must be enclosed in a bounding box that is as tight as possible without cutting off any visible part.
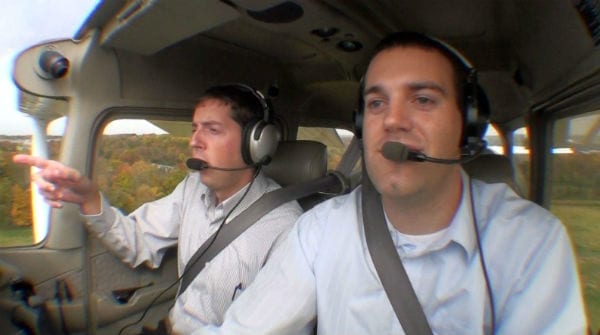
[381,141,410,162]
[380,141,424,163]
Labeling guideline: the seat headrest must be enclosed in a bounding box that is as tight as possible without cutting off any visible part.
[263,140,327,187]
[462,153,522,194]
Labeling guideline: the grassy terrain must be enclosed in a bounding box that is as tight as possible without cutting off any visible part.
[0,226,33,247]
[553,202,600,333]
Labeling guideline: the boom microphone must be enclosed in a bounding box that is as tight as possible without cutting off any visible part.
[186,158,254,171]
[381,142,410,162]
[382,141,483,164]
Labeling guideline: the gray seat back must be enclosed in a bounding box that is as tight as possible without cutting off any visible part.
[462,153,522,195]
[263,140,330,209]
[263,140,328,187]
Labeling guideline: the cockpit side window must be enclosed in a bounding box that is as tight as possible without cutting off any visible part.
[0,115,65,247]
[93,118,190,213]
[296,126,356,170]
[548,110,600,331]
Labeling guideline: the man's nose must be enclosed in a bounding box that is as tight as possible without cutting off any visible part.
[189,129,205,148]
[383,101,413,132]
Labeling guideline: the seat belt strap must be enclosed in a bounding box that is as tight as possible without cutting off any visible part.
[178,173,345,296]
[336,136,361,176]
[362,175,433,335]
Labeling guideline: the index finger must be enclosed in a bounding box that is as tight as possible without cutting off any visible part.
[12,154,52,169]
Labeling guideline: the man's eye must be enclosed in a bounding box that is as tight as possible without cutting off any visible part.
[367,99,384,110]
[415,96,432,104]
[414,96,437,108]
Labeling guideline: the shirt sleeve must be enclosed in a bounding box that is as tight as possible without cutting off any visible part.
[194,209,322,335]
[497,218,587,335]
[82,176,189,268]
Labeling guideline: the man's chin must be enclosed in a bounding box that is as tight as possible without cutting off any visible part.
[369,169,420,195]
[199,172,214,186]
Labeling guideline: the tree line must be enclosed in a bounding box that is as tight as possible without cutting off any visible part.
[93,134,189,213]
[0,134,598,229]
[0,134,189,228]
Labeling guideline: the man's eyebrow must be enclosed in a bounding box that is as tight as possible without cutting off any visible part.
[407,81,449,97]
[363,84,385,97]
[363,81,449,97]
[198,120,222,127]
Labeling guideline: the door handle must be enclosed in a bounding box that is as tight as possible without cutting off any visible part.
[111,282,153,304]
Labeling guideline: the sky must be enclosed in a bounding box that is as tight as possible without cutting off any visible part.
[0,0,100,135]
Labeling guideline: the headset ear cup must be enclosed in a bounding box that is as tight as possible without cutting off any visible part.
[461,83,490,154]
[243,120,280,165]
[354,80,365,139]
[463,84,490,144]
[353,108,363,139]
[241,120,257,165]
[474,84,490,139]
[231,83,280,165]
[462,82,479,147]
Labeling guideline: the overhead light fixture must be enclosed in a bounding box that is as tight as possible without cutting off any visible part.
[337,40,363,52]
[246,1,304,23]
[311,27,339,39]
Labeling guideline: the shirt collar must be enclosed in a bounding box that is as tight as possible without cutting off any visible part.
[384,170,477,259]
[200,170,270,224]
[385,170,478,259]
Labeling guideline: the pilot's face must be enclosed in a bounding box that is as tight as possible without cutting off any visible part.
[189,98,254,201]
[362,46,463,200]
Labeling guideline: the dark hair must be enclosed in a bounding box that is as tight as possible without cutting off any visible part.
[369,31,473,112]
[196,84,265,128]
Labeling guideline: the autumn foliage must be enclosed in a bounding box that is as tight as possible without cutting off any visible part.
[0,134,189,227]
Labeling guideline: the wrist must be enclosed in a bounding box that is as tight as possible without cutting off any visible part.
[80,190,101,215]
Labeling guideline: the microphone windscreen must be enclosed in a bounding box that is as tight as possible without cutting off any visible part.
[186,158,208,170]
[382,142,409,162]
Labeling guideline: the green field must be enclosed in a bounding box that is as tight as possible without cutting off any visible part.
[553,202,600,333]
[0,226,32,247]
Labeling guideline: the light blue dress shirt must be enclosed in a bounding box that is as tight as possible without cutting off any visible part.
[84,171,302,334]
[197,170,586,335]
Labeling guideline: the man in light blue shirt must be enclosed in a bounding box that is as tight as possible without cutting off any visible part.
[196,32,587,334]
[14,84,302,334]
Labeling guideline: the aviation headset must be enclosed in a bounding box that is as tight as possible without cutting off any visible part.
[221,83,280,166]
[354,31,490,156]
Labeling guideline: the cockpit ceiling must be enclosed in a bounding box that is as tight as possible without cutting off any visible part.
[83,0,512,69]
[97,0,239,55]
[83,0,594,75]
[75,0,598,124]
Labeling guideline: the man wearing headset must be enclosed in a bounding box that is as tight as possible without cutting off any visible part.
[196,32,586,334]
[13,84,302,334]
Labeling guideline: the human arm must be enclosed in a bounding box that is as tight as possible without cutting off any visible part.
[13,153,182,268]
[83,191,182,268]
[496,219,587,335]
[193,210,321,335]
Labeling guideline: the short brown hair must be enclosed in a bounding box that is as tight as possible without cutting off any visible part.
[196,84,266,128]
